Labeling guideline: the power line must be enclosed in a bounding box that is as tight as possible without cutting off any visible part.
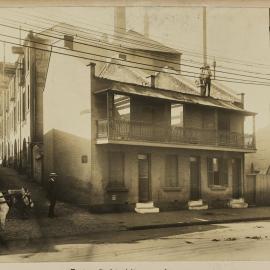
[183,57,270,76]
[7,9,178,55]
[1,29,270,85]
[1,34,270,88]
[4,9,270,79]
[11,8,270,70]
[1,19,270,84]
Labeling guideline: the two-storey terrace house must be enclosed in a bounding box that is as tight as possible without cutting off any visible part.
[43,47,256,212]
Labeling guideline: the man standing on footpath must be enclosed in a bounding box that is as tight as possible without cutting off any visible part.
[47,172,58,218]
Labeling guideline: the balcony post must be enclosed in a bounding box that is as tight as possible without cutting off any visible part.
[252,115,256,148]
[106,91,110,138]
[214,109,218,145]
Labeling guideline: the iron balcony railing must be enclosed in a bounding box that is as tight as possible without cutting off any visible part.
[96,119,256,150]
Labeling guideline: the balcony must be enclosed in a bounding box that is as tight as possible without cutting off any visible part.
[96,119,256,152]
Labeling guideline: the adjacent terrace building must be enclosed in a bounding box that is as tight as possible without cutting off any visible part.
[0,32,50,181]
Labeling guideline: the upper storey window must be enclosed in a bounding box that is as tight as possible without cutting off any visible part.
[171,104,183,127]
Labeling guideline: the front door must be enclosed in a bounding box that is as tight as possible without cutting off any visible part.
[138,154,150,202]
[232,158,242,199]
[190,156,201,200]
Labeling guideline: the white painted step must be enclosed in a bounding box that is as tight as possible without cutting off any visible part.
[230,203,248,209]
[230,198,245,204]
[228,198,248,208]
[136,202,154,209]
[189,204,208,210]
[135,207,160,214]
[135,201,159,214]
[188,199,203,207]
[188,199,208,210]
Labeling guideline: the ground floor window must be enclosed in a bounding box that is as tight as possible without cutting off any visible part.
[108,151,124,186]
[207,157,228,186]
[165,155,179,187]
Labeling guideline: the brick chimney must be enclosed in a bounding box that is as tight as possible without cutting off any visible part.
[148,75,155,88]
[114,7,126,35]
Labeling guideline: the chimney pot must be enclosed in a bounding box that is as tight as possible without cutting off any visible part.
[64,35,74,50]
[114,7,126,35]
[87,62,96,77]
[150,75,155,88]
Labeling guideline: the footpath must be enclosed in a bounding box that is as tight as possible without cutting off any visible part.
[1,167,270,242]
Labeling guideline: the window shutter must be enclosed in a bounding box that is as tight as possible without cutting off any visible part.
[207,158,214,186]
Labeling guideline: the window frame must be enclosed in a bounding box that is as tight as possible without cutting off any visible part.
[170,103,184,127]
[207,157,228,188]
[108,151,125,186]
[22,91,26,121]
[27,85,30,110]
[164,154,179,188]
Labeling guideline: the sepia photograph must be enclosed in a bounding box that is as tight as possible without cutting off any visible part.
[0,0,270,266]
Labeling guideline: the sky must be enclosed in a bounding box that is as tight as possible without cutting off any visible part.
[0,6,269,131]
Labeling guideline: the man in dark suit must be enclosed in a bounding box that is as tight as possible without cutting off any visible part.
[204,65,212,96]
[47,172,58,218]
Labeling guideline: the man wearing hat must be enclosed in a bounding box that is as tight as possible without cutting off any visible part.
[199,66,206,96]
[204,65,212,96]
[47,172,58,218]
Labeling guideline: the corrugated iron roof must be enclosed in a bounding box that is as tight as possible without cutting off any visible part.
[95,81,255,116]
[99,64,241,103]
[158,71,240,102]
[98,60,149,85]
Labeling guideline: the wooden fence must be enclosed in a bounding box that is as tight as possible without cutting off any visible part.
[245,174,270,206]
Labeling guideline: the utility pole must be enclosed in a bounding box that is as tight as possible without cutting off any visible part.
[19,25,22,45]
[269,8,270,46]
[2,41,5,162]
[203,7,207,66]
[213,57,216,79]
[2,42,5,79]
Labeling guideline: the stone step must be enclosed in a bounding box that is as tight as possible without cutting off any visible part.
[188,199,203,207]
[230,203,248,209]
[136,202,154,209]
[188,204,208,210]
[135,207,160,214]
[228,198,248,208]
[230,198,245,204]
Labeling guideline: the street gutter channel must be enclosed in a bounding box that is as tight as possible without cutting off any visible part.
[127,216,270,231]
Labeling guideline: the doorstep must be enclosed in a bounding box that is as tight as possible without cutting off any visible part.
[135,201,160,214]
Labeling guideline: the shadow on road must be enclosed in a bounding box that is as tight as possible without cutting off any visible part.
[0,223,227,259]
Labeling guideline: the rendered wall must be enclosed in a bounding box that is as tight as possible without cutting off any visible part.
[43,53,92,205]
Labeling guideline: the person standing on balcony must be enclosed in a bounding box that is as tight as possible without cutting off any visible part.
[204,65,212,96]
[199,67,206,96]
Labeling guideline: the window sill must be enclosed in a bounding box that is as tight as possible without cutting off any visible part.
[162,187,182,192]
[209,185,228,191]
